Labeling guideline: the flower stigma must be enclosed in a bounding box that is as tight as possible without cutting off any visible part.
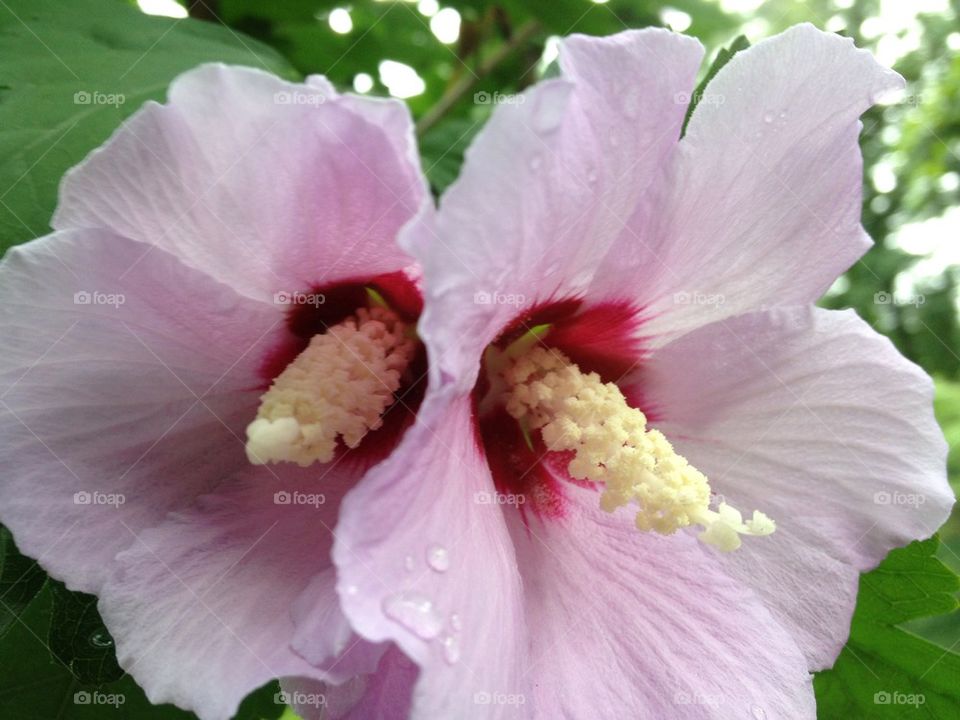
[245,305,416,466]
[496,342,775,551]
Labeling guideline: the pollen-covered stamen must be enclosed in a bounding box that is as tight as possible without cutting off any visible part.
[502,346,775,551]
[245,307,415,467]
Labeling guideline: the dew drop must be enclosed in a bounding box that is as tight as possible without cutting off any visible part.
[762,111,774,124]
[404,555,415,572]
[383,592,443,640]
[89,629,113,649]
[426,544,450,573]
[529,155,543,171]
[441,634,461,664]
[450,613,462,631]
[750,705,767,720]
[530,91,565,133]
[344,583,359,596]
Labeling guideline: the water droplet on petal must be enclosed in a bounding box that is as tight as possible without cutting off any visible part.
[426,544,450,573]
[404,555,415,572]
[751,705,767,720]
[344,584,359,596]
[622,90,640,119]
[450,613,462,631]
[441,634,461,664]
[383,592,443,640]
[762,111,774,124]
[530,89,565,133]
[529,155,542,171]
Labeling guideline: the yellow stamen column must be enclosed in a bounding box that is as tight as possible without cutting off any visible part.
[245,307,415,467]
[503,347,775,551]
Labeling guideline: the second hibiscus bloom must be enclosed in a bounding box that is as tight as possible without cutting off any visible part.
[331,23,953,720]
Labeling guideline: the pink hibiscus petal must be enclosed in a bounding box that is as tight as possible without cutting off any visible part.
[638,306,953,668]
[280,646,417,720]
[0,230,282,593]
[509,485,816,719]
[99,463,367,720]
[53,64,427,300]
[289,567,390,677]
[334,393,530,719]
[593,24,904,344]
[411,30,703,388]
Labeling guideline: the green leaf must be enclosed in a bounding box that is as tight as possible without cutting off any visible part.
[0,525,48,638]
[48,581,122,685]
[680,34,749,137]
[0,0,297,254]
[0,585,195,719]
[419,116,483,194]
[0,581,286,719]
[815,537,960,717]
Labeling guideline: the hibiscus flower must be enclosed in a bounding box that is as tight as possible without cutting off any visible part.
[0,65,431,720]
[331,25,954,719]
